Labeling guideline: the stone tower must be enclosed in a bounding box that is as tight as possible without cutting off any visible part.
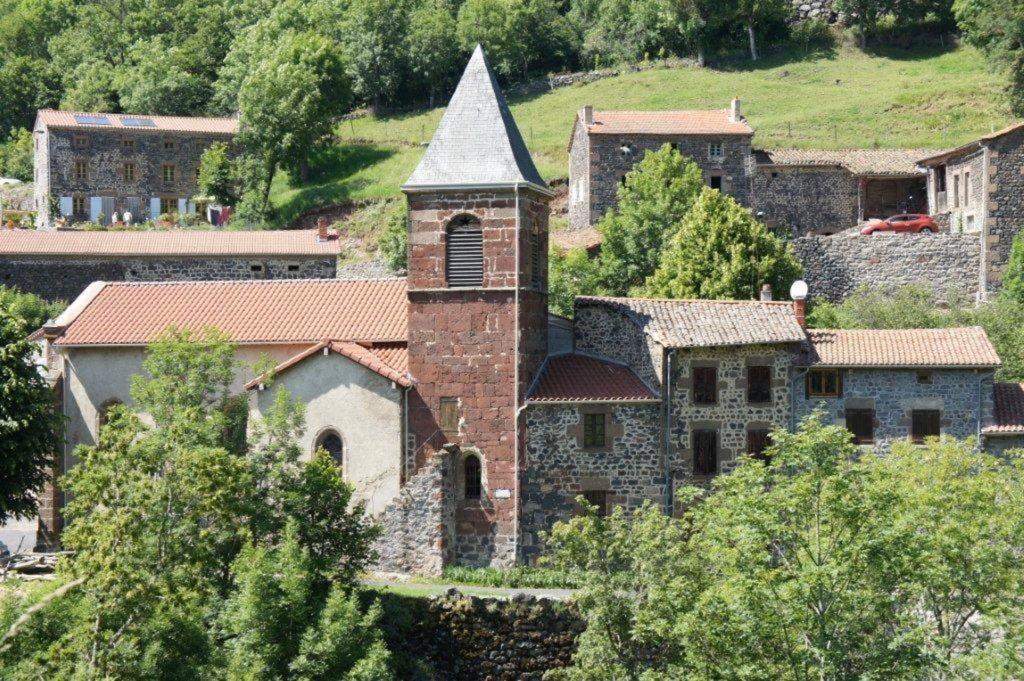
[403,45,553,567]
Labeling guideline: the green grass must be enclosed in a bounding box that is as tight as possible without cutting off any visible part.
[440,565,580,589]
[270,43,1011,222]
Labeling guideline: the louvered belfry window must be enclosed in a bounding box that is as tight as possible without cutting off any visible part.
[446,216,483,287]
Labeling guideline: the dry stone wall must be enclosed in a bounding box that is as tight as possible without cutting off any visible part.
[753,165,858,236]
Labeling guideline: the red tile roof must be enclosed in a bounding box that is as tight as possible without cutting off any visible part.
[245,340,411,390]
[754,148,932,176]
[587,110,753,136]
[528,353,658,403]
[986,382,1024,435]
[35,109,238,134]
[0,229,343,257]
[53,279,407,346]
[802,328,1000,368]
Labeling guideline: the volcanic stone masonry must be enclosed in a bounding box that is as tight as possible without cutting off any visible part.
[752,165,859,237]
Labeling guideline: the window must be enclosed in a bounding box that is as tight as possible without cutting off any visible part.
[582,490,609,517]
[747,365,772,404]
[445,216,483,287]
[159,196,175,216]
[439,397,459,435]
[693,429,718,476]
[936,166,947,192]
[315,430,344,467]
[708,142,724,159]
[669,142,679,152]
[123,163,136,182]
[709,175,723,190]
[747,429,771,461]
[916,371,933,384]
[953,175,960,207]
[122,139,134,152]
[162,163,176,183]
[73,135,87,149]
[250,262,264,273]
[73,160,87,182]
[163,138,175,150]
[287,264,300,273]
[911,409,941,443]
[845,408,874,445]
[964,171,971,206]
[807,369,841,397]
[583,413,607,448]
[464,454,481,499]
[72,195,86,217]
[692,366,717,404]
[530,230,543,289]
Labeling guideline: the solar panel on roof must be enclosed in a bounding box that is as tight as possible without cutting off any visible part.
[72,114,111,126]
[122,117,156,128]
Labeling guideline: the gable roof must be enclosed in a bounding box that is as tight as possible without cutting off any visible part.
[754,148,931,177]
[51,279,407,347]
[245,340,411,390]
[0,229,342,257]
[917,121,1024,166]
[35,109,238,135]
[584,110,753,136]
[528,353,658,403]
[801,328,1000,368]
[577,296,805,349]
[986,382,1024,435]
[403,45,549,194]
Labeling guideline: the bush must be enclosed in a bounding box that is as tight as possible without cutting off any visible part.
[440,566,582,589]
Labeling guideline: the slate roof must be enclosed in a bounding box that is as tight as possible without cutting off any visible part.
[986,382,1024,435]
[528,353,659,403]
[577,296,805,349]
[51,279,408,346]
[35,109,238,134]
[245,340,411,390]
[586,110,753,136]
[801,328,1000,368]
[754,148,932,176]
[403,45,549,193]
[0,229,342,257]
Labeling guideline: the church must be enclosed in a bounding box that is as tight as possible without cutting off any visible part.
[36,47,1024,572]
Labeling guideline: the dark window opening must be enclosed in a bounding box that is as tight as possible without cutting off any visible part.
[464,455,481,499]
[911,409,940,443]
[693,429,718,476]
[250,263,264,273]
[440,397,459,435]
[287,264,300,272]
[446,216,483,287]
[530,231,543,289]
[747,429,771,461]
[807,369,841,397]
[916,371,933,384]
[747,365,772,403]
[315,430,344,468]
[709,175,723,190]
[583,413,607,448]
[936,165,947,192]
[845,408,875,445]
[693,366,717,404]
[582,490,610,517]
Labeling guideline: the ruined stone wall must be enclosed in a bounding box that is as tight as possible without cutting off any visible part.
[792,233,981,303]
[753,165,858,236]
[520,402,663,562]
[0,255,337,303]
[791,0,837,21]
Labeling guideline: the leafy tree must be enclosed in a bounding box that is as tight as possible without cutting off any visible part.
[548,246,602,317]
[377,200,409,272]
[59,59,118,112]
[0,0,75,61]
[1002,228,1024,304]
[578,0,677,65]
[595,144,705,295]
[197,141,240,206]
[732,0,792,60]
[0,285,64,329]
[0,56,55,137]
[456,0,569,78]
[342,0,409,111]
[642,187,802,300]
[0,309,61,524]
[114,42,211,116]
[405,0,462,106]
[836,0,894,47]
[0,128,34,181]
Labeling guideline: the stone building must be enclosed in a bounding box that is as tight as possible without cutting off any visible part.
[36,47,1024,571]
[33,109,237,228]
[918,122,1024,291]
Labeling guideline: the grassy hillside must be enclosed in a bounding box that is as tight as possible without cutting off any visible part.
[270,44,1012,224]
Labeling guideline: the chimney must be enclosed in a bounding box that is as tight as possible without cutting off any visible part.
[581,105,593,126]
[730,98,742,123]
[760,284,772,302]
[789,279,809,329]
[316,217,329,241]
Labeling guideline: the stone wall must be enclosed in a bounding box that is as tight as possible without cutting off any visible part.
[521,402,663,562]
[791,0,837,21]
[0,255,337,303]
[753,165,858,236]
[792,232,982,303]
[568,114,591,230]
[573,301,663,388]
[372,448,455,576]
[937,148,985,234]
[377,591,584,680]
[984,128,1024,290]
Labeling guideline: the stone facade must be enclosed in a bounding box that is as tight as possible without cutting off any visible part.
[794,368,993,447]
[0,255,336,303]
[573,302,662,388]
[792,232,982,303]
[753,165,858,236]
[792,0,837,21]
[983,435,1024,457]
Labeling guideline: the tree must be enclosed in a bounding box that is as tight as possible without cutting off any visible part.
[641,187,802,300]
[377,200,409,272]
[197,141,240,206]
[59,59,118,112]
[455,0,570,78]
[0,128,34,181]
[0,56,55,137]
[0,285,64,330]
[342,0,409,111]
[836,0,894,48]
[548,246,602,317]
[0,309,61,524]
[595,144,705,295]
[405,0,461,106]
[114,42,211,116]
[1002,228,1024,304]
[732,0,792,60]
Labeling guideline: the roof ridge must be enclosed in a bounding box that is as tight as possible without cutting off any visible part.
[38,108,237,122]
[578,295,792,305]
[102,277,406,287]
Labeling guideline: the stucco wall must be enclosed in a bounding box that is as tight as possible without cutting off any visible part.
[251,350,404,515]
[567,118,590,230]
[753,165,858,236]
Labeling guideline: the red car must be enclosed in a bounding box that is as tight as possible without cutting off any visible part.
[860,214,938,235]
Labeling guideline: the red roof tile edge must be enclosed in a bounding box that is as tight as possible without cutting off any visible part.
[245,340,411,391]
[985,382,1024,435]
[526,352,660,403]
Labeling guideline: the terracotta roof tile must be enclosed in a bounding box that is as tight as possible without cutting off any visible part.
[54,279,407,346]
[528,353,658,403]
[245,340,411,390]
[588,110,753,136]
[0,229,343,257]
[755,148,933,176]
[801,328,1000,368]
[35,109,238,134]
[986,382,1024,435]
[577,296,805,348]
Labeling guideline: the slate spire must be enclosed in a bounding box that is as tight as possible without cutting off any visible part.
[403,45,549,193]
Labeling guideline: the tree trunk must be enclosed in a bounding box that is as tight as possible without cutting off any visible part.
[697,47,706,68]
[260,158,275,216]
[747,24,759,61]
[299,158,310,184]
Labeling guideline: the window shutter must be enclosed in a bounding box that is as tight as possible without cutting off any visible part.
[149,197,161,218]
[446,224,483,287]
[59,196,73,217]
[177,198,187,215]
[530,232,543,289]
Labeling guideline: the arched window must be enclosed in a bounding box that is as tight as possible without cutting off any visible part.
[98,399,123,431]
[446,215,483,287]
[315,429,345,469]
[464,454,481,500]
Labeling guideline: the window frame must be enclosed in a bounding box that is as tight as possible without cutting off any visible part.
[692,366,718,405]
[122,138,135,152]
[445,215,484,288]
[163,137,176,151]
[807,368,841,398]
[582,412,607,449]
[746,365,772,404]
[159,195,176,216]
[162,163,176,184]
[72,194,86,218]
[911,409,941,443]
[845,408,875,445]
[73,159,88,182]
[581,490,610,517]
[314,429,345,469]
[708,141,724,159]
[692,428,718,476]
[746,428,771,461]
[73,134,88,150]
[123,162,136,183]
[439,397,460,436]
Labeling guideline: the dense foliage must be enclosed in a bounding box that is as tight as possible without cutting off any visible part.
[955,0,1024,114]
[0,285,64,330]
[546,415,1024,679]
